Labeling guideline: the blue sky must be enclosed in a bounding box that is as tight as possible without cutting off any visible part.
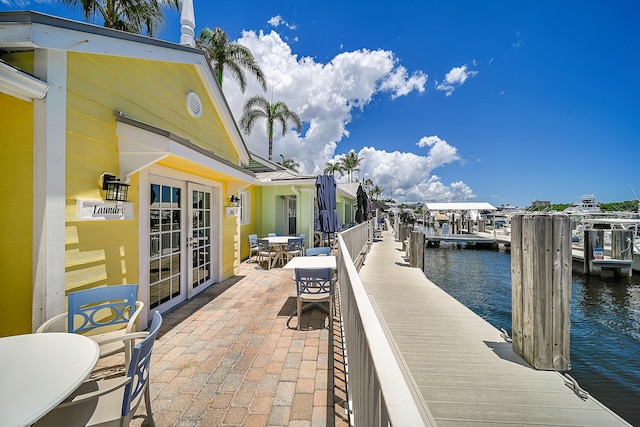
[2,1,639,207]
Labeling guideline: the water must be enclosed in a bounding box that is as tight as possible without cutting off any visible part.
[423,244,640,426]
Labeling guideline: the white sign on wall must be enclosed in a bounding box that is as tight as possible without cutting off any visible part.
[77,200,134,220]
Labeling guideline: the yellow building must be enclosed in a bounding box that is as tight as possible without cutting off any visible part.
[0,11,255,336]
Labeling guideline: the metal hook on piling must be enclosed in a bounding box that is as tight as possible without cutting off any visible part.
[500,328,512,343]
[563,373,589,400]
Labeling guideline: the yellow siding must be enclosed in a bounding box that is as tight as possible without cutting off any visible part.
[68,53,239,163]
[239,185,262,261]
[221,214,239,278]
[64,52,243,295]
[0,94,33,336]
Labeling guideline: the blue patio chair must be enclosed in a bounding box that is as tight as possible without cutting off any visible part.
[257,238,278,269]
[35,311,163,427]
[298,233,306,254]
[36,284,144,360]
[294,268,334,331]
[305,247,331,256]
[286,237,304,262]
[268,232,277,237]
[248,234,259,262]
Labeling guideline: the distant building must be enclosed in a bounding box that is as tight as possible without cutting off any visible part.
[531,199,551,207]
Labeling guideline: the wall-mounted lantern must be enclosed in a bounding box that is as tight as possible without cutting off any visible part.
[100,173,130,202]
[230,194,240,207]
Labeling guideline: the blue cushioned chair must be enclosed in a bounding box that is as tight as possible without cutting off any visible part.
[36,284,144,360]
[294,268,334,331]
[304,247,331,256]
[35,311,163,427]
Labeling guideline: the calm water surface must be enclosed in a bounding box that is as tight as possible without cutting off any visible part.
[423,245,640,426]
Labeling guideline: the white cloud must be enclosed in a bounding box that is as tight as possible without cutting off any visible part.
[267,15,297,30]
[222,29,473,203]
[378,65,427,99]
[415,135,460,169]
[435,64,478,96]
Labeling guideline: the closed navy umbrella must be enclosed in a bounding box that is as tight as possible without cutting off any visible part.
[356,184,369,224]
[315,175,340,245]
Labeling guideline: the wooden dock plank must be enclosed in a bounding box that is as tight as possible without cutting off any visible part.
[357,227,631,426]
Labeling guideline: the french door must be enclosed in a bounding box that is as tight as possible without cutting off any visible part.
[148,176,216,312]
[187,183,215,298]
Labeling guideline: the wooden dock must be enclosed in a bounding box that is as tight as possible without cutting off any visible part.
[358,227,631,426]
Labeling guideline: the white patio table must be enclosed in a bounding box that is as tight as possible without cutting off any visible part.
[264,236,292,268]
[0,332,99,427]
[282,255,337,270]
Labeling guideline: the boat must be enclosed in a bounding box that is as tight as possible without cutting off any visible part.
[564,194,601,214]
[572,215,640,276]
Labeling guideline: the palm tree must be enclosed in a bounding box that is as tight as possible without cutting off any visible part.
[340,151,362,182]
[278,154,300,173]
[59,0,179,36]
[239,95,302,161]
[370,184,384,200]
[324,160,344,176]
[197,27,267,93]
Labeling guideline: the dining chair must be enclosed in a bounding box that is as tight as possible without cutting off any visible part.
[34,311,163,427]
[305,247,331,256]
[36,285,144,361]
[257,238,277,269]
[294,268,334,331]
[268,232,277,237]
[298,233,306,254]
[248,234,259,262]
[285,237,304,262]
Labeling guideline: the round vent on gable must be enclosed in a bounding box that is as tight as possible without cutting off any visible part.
[186,91,203,118]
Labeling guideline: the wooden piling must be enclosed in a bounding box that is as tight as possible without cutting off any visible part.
[511,214,571,371]
[400,225,412,251]
[583,230,604,274]
[464,219,470,233]
[410,231,425,269]
[612,229,634,278]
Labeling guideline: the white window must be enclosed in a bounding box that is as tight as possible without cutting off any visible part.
[239,190,250,225]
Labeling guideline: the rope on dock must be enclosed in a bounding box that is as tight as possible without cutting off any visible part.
[500,328,512,343]
[563,373,590,400]
[620,237,633,258]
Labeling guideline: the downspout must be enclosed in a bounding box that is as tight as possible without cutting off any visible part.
[291,185,301,235]
[291,185,315,248]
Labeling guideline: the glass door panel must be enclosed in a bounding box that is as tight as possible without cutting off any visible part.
[149,180,184,310]
[188,183,215,297]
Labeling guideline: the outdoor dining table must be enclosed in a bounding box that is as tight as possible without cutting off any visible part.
[0,332,100,427]
[282,255,337,270]
[263,236,292,268]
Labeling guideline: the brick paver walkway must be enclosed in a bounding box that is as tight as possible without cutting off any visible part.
[125,260,349,427]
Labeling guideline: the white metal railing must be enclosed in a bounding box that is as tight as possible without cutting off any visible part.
[336,231,433,426]
[339,221,370,262]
